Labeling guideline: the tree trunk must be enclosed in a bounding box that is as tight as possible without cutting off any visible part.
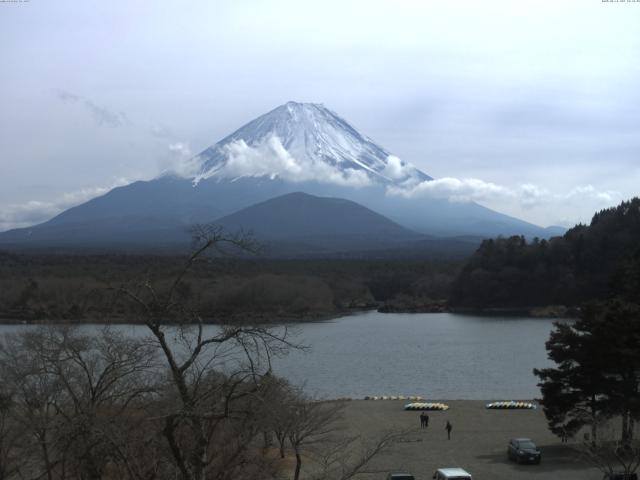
[293,449,302,480]
[262,431,272,450]
[277,435,286,459]
[192,420,208,480]
[39,431,54,480]
[591,397,598,447]
[622,410,630,445]
[163,417,192,480]
[590,422,597,446]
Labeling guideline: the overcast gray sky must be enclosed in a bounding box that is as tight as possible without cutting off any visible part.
[1,0,639,230]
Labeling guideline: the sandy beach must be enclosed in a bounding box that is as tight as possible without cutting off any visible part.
[336,400,602,480]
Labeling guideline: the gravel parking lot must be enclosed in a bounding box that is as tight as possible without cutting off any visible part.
[338,400,602,480]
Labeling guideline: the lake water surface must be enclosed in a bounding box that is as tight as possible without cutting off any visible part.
[0,312,560,400]
[272,311,558,400]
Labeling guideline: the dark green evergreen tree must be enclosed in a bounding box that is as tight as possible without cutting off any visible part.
[452,197,640,309]
[534,309,608,442]
[535,301,640,444]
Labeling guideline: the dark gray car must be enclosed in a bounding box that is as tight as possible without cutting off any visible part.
[507,438,541,464]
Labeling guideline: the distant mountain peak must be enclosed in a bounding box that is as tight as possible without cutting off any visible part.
[213,191,421,244]
[190,102,432,187]
[284,100,323,108]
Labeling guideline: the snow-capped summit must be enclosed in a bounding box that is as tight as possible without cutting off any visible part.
[192,102,431,186]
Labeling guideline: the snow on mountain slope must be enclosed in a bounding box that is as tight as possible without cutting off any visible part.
[191,101,431,187]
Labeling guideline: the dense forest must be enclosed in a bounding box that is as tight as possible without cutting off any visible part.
[451,197,640,310]
[0,253,462,323]
[5,197,640,322]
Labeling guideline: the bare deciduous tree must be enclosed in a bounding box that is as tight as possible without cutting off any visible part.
[577,420,640,479]
[111,227,299,480]
[0,390,21,480]
[0,226,399,480]
[287,398,345,480]
[309,430,409,480]
[0,326,160,480]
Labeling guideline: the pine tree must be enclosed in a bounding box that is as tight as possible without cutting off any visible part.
[534,301,640,445]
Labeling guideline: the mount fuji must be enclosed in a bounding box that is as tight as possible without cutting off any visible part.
[0,102,561,255]
[192,101,431,187]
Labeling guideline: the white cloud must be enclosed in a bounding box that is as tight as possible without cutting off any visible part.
[200,135,373,187]
[150,124,174,139]
[54,89,127,128]
[0,178,130,232]
[158,142,204,178]
[519,183,548,208]
[387,177,515,203]
[515,184,620,210]
[382,155,408,180]
[386,177,621,225]
[564,185,617,204]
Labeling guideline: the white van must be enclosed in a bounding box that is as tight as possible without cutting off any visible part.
[432,468,472,480]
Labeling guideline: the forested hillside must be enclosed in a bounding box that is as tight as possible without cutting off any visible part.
[0,253,461,323]
[451,198,640,309]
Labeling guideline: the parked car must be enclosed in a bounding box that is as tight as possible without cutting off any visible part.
[432,467,472,480]
[507,437,541,464]
[386,473,415,480]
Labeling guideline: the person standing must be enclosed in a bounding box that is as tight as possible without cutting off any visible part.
[560,426,568,443]
[419,412,426,428]
[445,420,452,440]
[424,412,430,429]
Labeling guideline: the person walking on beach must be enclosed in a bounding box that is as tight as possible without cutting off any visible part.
[419,412,426,428]
[560,426,568,443]
[424,412,429,429]
[445,420,452,440]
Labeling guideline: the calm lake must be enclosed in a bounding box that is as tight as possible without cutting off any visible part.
[273,311,559,400]
[0,311,561,400]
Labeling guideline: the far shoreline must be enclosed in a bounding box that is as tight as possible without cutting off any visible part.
[0,303,577,325]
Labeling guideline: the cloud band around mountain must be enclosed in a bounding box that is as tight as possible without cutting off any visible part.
[386,176,620,213]
[197,135,373,187]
